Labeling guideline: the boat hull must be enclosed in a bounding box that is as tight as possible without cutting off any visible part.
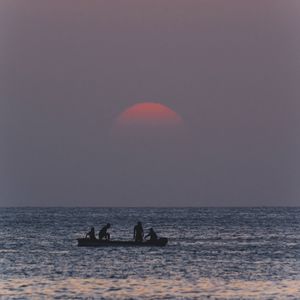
[77,237,168,247]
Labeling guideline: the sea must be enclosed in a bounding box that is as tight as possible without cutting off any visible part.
[0,207,299,299]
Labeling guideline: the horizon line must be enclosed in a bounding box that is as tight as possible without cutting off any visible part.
[0,206,299,208]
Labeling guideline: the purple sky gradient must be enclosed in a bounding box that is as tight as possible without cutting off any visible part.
[0,1,300,206]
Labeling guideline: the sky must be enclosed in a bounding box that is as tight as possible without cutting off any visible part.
[1,1,300,206]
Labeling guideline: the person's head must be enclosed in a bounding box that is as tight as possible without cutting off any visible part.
[149,228,153,232]
[91,227,94,231]
[138,221,142,226]
[106,223,111,228]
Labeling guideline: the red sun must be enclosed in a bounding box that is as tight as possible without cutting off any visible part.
[116,102,183,127]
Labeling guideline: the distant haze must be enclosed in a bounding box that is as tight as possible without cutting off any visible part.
[1,1,300,206]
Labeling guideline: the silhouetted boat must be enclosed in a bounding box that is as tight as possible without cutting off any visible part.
[77,237,168,247]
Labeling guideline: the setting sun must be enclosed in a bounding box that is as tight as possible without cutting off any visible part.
[116,102,183,127]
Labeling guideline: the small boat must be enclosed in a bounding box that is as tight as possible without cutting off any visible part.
[77,237,168,247]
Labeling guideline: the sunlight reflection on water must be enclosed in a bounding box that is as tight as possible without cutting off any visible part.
[1,277,300,299]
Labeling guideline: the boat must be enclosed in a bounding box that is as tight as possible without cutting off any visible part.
[77,237,168,247]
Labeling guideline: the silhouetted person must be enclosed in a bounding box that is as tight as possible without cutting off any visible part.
[145,228,158,241]
[99,223,111,240]
[86,227,96,240]
[134,221,144,242]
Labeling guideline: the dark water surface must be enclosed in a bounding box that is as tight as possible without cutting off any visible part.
[0,207,300,299]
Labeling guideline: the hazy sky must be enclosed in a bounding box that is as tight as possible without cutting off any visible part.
[1,1,300,206]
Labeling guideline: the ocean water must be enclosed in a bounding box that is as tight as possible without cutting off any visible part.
[0,207,299,299]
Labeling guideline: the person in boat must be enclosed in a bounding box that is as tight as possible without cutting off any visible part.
[145,228,158,241]
[86,226,96,240]
[98,223,111,240]
[133,221,144,242]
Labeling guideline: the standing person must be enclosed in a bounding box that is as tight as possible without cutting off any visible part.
[134,221,144,242]
[98,223,111,240]
[86,227,96,240]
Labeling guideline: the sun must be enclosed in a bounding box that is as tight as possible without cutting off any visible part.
[115,102,183,128]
